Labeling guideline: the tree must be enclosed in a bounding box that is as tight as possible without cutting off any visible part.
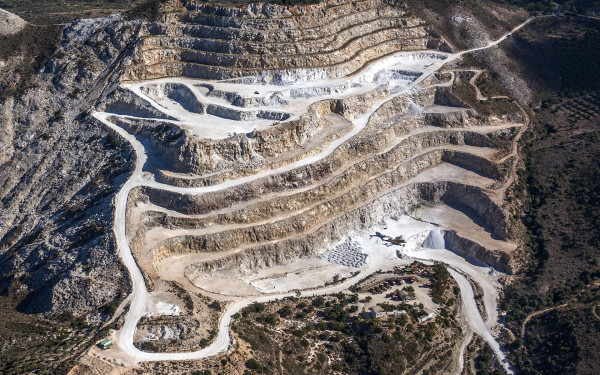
[313,296,325,307]
[278,305,292,318]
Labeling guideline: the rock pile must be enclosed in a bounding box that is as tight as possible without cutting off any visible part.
[0,9,26,35]
[319,239,368,268]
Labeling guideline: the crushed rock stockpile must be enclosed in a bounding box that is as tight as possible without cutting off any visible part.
[318,238,367,268]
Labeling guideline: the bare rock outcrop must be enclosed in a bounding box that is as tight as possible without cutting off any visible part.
[0,8,26,35]
[0,13,141,316]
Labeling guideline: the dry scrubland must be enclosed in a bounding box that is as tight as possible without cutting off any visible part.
[493,15,600,375]
[0,0,144,25]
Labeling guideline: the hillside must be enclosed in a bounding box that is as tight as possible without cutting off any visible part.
[492,14,600,375]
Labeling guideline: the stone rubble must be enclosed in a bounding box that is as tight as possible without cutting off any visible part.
[319,239,368,268]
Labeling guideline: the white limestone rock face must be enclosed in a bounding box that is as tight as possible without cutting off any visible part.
[0,8,26,35]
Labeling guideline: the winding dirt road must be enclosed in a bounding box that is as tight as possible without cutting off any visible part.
[93,17,533,368]
[520,303,568,337]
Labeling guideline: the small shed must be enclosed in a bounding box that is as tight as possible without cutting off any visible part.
[418,312,435,323]
[98,339,113,350]
[365,306,387,319]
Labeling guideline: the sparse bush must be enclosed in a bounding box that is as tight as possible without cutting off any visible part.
[313,296,325,307]
[208,301,221,311]
[245,358,261,370]
[141,341,158,352]
[100,300,119,316]
[278,305,292,318]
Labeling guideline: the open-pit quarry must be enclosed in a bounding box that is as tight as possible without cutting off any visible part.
[89,0,533,372]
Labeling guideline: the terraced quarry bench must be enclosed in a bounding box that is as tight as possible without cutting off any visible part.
[91,0,528,370]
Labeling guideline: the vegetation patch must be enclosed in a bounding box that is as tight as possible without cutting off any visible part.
[1,0,143,25]
[501,14,600,375]
[229,286,462,374]
[0,293,118,375]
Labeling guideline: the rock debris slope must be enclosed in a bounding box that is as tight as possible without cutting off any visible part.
[0,12,142,317]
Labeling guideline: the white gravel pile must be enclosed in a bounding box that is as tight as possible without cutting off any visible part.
[319,239,368,268]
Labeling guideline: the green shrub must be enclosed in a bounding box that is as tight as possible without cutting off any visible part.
[208,301,221,311]
[100,300,119,316]
[245,358,261,370]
